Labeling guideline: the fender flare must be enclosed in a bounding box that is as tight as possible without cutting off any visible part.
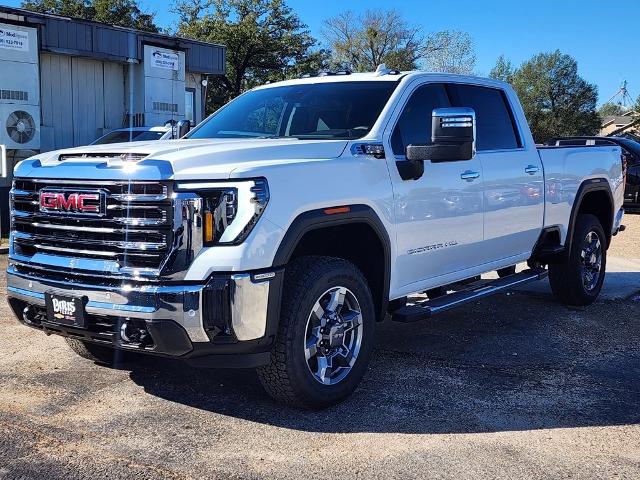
[273,204,391,321]
[564,178,614,254]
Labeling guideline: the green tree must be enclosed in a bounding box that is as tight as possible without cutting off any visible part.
[598,102,626,117]
[491,51,600,143]
[21,0,158,32]
[489,54,514,82]
[322,9,475,74]
[174,0,322,110]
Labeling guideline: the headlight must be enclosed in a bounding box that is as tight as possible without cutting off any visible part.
[176,179,269,246]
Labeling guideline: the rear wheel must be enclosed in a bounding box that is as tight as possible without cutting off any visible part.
[549,214,607,306]
[257,256,375,409]
[65,338,123,365]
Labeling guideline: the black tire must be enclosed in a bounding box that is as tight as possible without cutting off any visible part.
[65,338,123,365]
[549,213,607,306]
[257,256,376,409]
[497,265,516,278]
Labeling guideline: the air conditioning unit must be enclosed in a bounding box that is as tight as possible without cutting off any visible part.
[0,104,40,150]
[0,23,40,150]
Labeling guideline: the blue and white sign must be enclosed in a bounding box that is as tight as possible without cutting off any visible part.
[151,50,179,71]
[0,27,29,51]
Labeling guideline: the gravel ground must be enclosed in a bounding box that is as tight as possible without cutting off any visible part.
[0,215,639,479]
[610,213,639,259]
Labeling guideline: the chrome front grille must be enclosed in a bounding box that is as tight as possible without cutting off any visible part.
[10,179,174,275]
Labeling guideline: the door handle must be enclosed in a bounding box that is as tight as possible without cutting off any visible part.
[460,170,480,181]
[525,165,540,175]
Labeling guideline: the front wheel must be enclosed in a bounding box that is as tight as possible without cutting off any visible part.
[549,213,607,306]
[257,256,375,409]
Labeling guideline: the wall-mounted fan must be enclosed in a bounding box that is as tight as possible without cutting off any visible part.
[6,110,36,144]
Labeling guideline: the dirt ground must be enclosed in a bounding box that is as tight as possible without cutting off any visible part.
[0,216,639,480]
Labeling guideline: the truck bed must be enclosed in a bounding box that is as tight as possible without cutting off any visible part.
[537,145,624,243]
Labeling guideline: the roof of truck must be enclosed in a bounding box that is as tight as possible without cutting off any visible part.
[252,69,510,92]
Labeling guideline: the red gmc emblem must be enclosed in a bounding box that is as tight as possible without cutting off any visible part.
[39,189,105,216]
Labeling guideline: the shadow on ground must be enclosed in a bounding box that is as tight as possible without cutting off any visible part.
[125,290,640,435]
[515,270,640,301]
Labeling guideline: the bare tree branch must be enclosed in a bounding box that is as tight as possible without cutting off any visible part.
[322,9,475,73]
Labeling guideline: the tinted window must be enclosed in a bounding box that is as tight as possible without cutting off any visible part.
[188,82,398,140]
[448,84,521,151]
[391,84,450,155]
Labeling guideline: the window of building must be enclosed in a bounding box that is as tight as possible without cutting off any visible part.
[185,88,196,125]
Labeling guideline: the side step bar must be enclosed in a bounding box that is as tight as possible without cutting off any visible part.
[391,268,548,323]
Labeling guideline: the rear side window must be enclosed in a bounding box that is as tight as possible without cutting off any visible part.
[391,83,450,155]
[448,84,521,151]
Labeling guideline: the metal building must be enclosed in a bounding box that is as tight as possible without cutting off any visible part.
[0,5,226,231]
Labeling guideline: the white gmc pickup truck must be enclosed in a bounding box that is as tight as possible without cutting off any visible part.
[8,68,625,408]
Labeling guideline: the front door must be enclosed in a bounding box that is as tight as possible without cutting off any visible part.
[384,82,484,295]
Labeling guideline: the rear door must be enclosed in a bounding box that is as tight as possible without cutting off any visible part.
[447,83,544,263]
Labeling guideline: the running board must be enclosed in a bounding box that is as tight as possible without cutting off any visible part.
[391,268,548,323]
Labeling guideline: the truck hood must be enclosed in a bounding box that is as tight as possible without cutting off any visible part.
[15,138,350,180]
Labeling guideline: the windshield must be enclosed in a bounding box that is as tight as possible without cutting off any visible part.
[188,81,398,140]
[92,130,165,145]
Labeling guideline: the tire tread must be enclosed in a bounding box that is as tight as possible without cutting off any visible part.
[257,255,372,408]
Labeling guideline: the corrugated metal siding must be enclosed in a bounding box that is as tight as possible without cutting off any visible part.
[38,19,223,73]
[40,53,73,150]
[71,58,105,146]
[0,6,225,73]
[40,53,126,150]
[103,62,125,130]
[43,18,93,56]
[94,26,131,59]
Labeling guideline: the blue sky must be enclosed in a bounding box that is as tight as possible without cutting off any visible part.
[6,0,638,105]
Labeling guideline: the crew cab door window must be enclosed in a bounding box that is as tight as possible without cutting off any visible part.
[447,84,521,151]
[391,84,450,155]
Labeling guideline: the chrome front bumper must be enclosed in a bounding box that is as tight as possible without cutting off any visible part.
[7,264,275,345]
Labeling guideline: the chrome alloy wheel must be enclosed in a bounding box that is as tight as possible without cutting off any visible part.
[304,286,364,385]
[580,230,603,292]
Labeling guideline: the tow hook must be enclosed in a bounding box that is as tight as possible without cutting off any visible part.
[120,320,152,347]
[22,306,37,324]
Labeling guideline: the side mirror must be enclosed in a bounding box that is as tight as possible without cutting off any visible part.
[173,119,191,139]
[406,107,476,162]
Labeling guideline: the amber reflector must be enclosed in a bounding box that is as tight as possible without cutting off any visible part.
[324,206,351,215]
[204,211,214,243]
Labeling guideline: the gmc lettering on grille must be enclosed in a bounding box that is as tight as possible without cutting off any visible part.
[39,192,103,215]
